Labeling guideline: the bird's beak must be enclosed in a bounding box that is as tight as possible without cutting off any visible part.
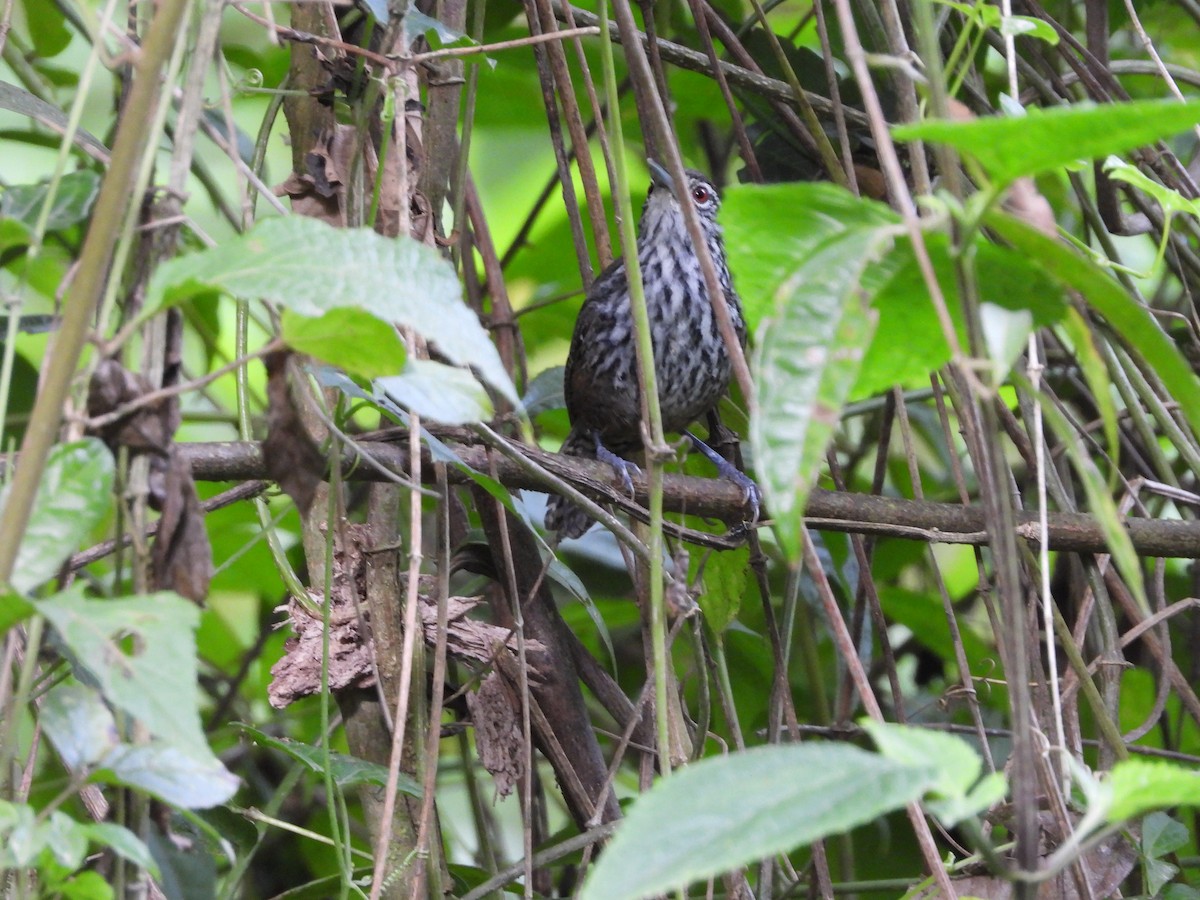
[647,159,675,195]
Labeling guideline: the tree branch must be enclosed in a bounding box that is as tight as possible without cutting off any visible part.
[158,438,1200,558]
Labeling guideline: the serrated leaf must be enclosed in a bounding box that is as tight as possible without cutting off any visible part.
[38,587,207,751]
[281,307,406,380]
[240,725,422,796]
[581,744,937,900]
[144,216,515,402]
[751,228,889,556]
[893,100,1200,184]
[1106,758,1200,823]
[926,771,1008,828]
[4,438,113,594]
[376,359,493,425]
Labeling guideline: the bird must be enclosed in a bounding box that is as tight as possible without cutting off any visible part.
[544,160,757,539]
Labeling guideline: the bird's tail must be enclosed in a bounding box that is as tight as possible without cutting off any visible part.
[544,427,595,539]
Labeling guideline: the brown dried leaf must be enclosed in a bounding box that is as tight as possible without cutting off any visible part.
[273,125,359,226]
[465,671,524,798]
[262,349,326,517]
[150,448,213,602]
[86,359,172,455]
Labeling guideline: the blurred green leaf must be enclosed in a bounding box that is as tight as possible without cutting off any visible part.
[40,682,120,769]
[24,0,72,58]
[94,743,239,809]
[1107,758,1200,823]
[38,587,208,751]
[4,438,113,594]
[281,307,406,380]
[0,591,35,635]
[752,227,890,557]
[1,171,101,231]
[79,823,159,876]
[240,725,422,795]
[376,359,494,425]
[145,216,516,403]
[893,99,1200,183]
[580,744,938,900]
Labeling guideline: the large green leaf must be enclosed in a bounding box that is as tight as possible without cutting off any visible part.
[38,588,208,752]
[144,216,516,402]
[986,211,1200,440]
[893,99,1200,184]
[579,744,938,900]
[280,307,406,380]
[722,182,899,330]
[855,237,1065,398]
[3,438,113,594]
[752,228,891,557]
[41,681,236,810]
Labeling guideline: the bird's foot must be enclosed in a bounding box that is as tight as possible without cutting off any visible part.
[685,430,762,525]
[593,433,641,497]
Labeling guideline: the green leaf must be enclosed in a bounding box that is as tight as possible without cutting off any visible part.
[696,545,749,634]
[1106,758,1200,823]
[579,744,938,900]
[376,358,494,425]
[987,211,1200,440]
[4,438,113,594]
[94,742,239,809]
[240,725,423,796]
[893,100,1200,183]
[1143,811,1189,858]
[723,183,899,331]
[281,307,406,380]
[40,682,120,769]
[79,823,159,876]
[144,216,516,403]
[38,588,207,751]
[1103,156,1200,217]
[862,721,981,799]
[1057,306,1119,473]
[0,171,101,231]
[0,591,35,634]
[42,811,88,870]
[856,239,1065,398]
[24,0,72,58]
[752,228,890,557]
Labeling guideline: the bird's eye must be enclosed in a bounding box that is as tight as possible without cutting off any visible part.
[691,185,711,204]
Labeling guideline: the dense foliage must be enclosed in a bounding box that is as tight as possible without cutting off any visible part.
[3,0,1200,897]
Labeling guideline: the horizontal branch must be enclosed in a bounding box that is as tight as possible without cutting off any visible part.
[176,439,1200,558]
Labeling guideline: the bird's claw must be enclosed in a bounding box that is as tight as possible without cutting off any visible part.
[593,434,641,497]
[685,430,762,526]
